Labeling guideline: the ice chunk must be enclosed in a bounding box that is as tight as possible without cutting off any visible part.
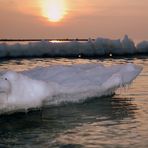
[137,41,148,53]
[0,35,145,58]
[121,35,136,54]
[0,71,52,112]
[0,63,142,114]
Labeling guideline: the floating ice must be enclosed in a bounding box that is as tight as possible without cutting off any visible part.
[0,35,147,58]
[137,41,148,54]
[0,63,142,114]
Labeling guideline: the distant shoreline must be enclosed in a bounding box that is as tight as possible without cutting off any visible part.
[0,39,94,42]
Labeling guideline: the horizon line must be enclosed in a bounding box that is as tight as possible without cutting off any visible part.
[0,38,95,42]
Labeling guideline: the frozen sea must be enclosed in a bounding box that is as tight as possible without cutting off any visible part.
[0,57,148,148]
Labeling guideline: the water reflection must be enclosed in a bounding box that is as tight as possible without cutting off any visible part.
[0,96,138,147]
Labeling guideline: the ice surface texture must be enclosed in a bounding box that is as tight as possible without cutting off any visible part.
[0,63,142,114]
[0,35,148,58]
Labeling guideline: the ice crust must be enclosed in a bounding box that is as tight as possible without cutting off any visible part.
[0,63,142,114]
[0,35,147,58]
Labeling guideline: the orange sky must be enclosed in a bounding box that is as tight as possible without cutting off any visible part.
[0,0,148,42]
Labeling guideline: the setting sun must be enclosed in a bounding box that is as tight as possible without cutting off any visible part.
[41,0,67,22]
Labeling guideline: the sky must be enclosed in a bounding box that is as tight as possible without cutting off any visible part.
[0,0,148,42]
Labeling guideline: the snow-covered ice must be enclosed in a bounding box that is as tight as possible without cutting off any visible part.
[0,35,148,58]
[0,63,142,114]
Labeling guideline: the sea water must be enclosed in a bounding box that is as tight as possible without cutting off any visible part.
[0,57,148,147]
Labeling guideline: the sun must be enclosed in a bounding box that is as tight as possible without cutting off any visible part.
[41,0,67,22]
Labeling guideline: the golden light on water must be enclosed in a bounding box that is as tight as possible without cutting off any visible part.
[41,0,67,22]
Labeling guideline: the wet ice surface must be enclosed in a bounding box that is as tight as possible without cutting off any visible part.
[0,62,142,114]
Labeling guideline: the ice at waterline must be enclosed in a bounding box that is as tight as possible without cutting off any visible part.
[0,63,142,114]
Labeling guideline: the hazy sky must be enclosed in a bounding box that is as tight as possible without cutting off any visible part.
[0,0,148,42]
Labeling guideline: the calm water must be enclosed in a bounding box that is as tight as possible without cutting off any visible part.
[0,57,148,148]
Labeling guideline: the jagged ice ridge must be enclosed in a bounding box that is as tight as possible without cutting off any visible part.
[0,35,148,58]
